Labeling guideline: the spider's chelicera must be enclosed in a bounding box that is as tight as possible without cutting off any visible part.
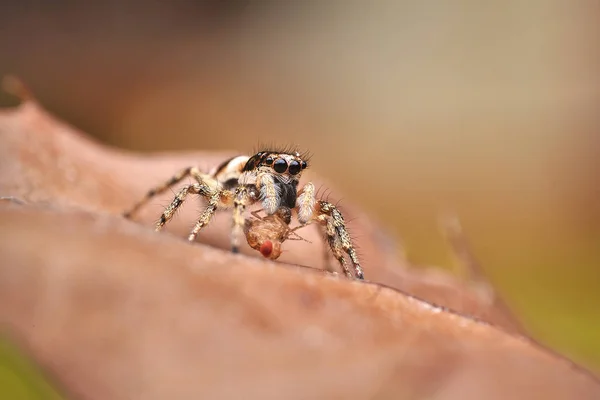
[123,149,364,280]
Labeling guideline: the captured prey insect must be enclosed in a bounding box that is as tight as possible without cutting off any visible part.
[244,209,343,276]
[243,208,311,260]
[123,149,364,279]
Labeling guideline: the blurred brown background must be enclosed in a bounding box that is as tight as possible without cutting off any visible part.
[0,0,599,391]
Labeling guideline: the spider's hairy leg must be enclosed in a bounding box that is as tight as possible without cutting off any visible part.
[124,166,212,218]
[155,183,211,231]
[321,214,352,278]
[316,200,364,280]
[187,190,233,242]
[256,172,279,215]
[321,232,337,274]
[231,185,252,253]
[297,182,316,224]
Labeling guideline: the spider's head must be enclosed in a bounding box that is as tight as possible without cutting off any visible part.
[242,151,308,182]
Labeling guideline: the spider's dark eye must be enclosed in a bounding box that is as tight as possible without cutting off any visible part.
[301,161,307,169]
[244,159,256,170]
[288,160,301,175]
[265,157,274,165]
[273,158,288,173]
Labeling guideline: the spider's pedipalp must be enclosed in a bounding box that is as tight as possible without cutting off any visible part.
[256,172,280,215]
[297,182,316,224]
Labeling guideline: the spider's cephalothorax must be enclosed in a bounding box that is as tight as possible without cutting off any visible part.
[239,151,307,212]
[123,149,364,280]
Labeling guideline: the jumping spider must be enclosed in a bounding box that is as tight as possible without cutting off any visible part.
[123,149,364,279]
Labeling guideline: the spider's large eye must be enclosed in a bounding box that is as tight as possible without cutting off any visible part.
[273,158,288,173]
[288,160,301,175]
[244,159,256,170]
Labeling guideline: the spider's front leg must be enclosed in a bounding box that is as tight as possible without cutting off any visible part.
[297,182,364,280]
[317,201,364,280]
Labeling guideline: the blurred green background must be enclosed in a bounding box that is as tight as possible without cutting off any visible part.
[1,1,598,397]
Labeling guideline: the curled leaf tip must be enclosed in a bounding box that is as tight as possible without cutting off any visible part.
[2,75,35,103]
